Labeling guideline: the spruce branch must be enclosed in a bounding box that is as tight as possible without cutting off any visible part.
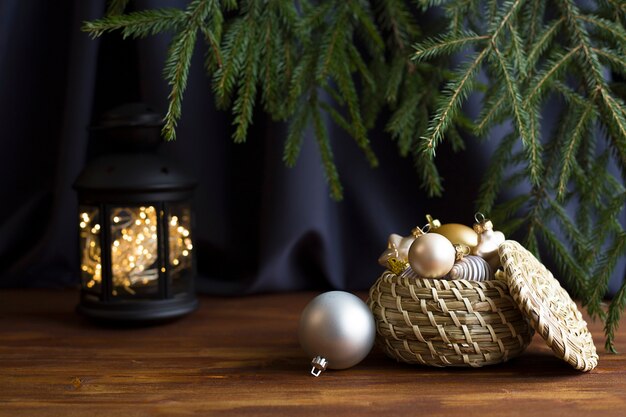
[311,95,343,200]
[606,276,626,353]
[86,0,626,350]
[412,31,489,62]
[106,0,130,16]
[556,102,596,199]
[525,46,580,104]
[83,9,186,39]
[526,18,564,69]
[421,48,489,156]
[492,46,539,182]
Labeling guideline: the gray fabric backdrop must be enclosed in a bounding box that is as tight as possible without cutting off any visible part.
[1,0,624,296]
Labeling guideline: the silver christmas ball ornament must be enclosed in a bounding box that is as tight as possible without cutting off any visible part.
[298,291,376,377]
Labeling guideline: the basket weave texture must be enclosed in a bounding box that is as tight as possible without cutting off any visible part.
[368,272,534,367]
[499,240,598,371]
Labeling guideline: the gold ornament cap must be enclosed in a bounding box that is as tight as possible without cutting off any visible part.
[425,214,442,230]
[454,244,470,261]
[473,213,494,234]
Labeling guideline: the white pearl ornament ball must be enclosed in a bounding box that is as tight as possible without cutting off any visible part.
[408,233,456,278]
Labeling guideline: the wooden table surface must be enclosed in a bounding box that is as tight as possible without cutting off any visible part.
[0,290,624,417]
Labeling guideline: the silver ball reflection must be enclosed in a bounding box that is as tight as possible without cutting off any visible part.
[298,291,376,376]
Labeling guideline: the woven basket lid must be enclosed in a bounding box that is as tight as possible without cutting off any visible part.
[498,240,598,372]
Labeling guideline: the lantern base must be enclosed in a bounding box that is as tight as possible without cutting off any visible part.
[77,293,198,323]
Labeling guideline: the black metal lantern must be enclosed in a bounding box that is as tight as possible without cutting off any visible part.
[74,104,198,322]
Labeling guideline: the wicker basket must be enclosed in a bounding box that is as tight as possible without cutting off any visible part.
[368,271,534,367]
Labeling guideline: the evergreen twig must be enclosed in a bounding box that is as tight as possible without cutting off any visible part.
[85,0,626,351]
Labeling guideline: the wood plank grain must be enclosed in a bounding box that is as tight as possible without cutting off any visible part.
[0,290,624,417]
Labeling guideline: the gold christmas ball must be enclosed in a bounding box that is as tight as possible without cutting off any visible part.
[432,223,478,248]
[408,234,456,278]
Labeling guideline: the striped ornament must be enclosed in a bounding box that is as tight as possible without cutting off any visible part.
[447,255,493,281]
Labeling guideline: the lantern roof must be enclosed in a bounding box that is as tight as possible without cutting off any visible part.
[74,153,196,192]
[74,103,196,201]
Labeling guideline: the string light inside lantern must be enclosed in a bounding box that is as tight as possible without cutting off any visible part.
[80,206,193,296]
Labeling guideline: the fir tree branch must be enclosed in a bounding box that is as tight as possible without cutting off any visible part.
[332,58,379,167]
[347,1,385,52]
[213,19,248,108]
[231,27,260,143]
[474,90,506,136]
[476,133,518,213]
[526,18,564,69]
[412,149,444,197]
[588,233,626,321]
[578,14,626,48]
[525,46,581,104]
[83,9,186,39]
[375,0,420,50]
[85,0,626,350]
[556,103,596,199]
[315,6,348,82]
[536,220,586,298]
[606,276,626,353]
[421,48,489,155]
[492,46,532,148]
[524,0,547,48]
[162,0,213,141]
[600,90,626,166]
[386,87,423,156]
[106,0,130,16]
[593,47,626,75]
[284,98,311,167]
[311,97,343,200]
[412,31,489,62]
[384,55,406,104]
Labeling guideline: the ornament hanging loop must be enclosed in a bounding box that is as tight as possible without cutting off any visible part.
[412,223,431,238]
[473,213,494,234]
[425,214,441,229]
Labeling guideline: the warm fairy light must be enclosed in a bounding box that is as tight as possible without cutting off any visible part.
[80,206,193,295]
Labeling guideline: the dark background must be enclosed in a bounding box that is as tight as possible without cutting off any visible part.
[1,0,624,295]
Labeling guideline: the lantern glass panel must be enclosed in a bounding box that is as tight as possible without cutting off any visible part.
[168,204,193,294]
[110,206,160,298]
[79,206,102,294]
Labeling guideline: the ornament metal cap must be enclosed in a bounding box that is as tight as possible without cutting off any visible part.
[411,223,430,238]
[473,212,494,234]
[310,356,328,377]
[454,244,471,261]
